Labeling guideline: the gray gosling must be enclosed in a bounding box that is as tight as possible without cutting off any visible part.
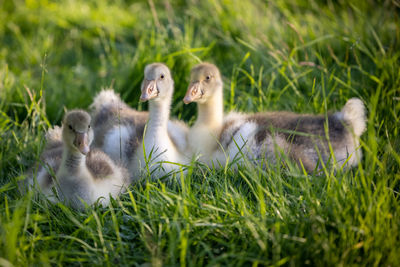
[90,89,148,165]
[55,110,129,209]
[130,63,190,181]
[184,63,367,172]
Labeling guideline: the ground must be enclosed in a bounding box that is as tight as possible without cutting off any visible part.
[0,0,399,266]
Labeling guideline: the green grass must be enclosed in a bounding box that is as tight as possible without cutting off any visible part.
[1,0,399,265]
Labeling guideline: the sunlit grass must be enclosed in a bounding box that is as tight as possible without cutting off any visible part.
[0,0,399,265]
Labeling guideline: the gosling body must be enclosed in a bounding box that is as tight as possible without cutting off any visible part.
[130,63,190,181]
[184,63,366,172]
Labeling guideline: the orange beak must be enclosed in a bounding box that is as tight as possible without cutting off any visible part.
[74,132,90,155]
[140,79,158,102]
[183,82,202,104]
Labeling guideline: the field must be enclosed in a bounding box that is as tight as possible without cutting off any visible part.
[1,0,399,265]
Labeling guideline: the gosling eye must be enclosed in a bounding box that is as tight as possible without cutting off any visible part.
[88,125,91,129]
[160,74,165,79]
[68,125,73,131]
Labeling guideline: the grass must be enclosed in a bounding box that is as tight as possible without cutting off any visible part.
[1,0,399,265]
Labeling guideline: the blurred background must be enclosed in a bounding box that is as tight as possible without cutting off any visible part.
[1,0,398,121]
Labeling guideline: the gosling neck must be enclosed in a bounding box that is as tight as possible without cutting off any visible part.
[62,144,86,173]
[146,93,172,134]
[195,87,224,132]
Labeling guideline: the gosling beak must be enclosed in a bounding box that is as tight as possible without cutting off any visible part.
[74,132,90,155]
[140,79,158,102]
[183,82,202,104]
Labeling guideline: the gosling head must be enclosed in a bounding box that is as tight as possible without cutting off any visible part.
[62,110,94,155]
[140,63,174,102]
[183,63,222,105]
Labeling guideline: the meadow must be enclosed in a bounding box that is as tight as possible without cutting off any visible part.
[0,0,399,265]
